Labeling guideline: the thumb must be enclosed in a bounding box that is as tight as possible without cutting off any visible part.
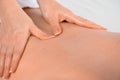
[48,19,62,36]
[30,24,54,40]
[65,13,107,30]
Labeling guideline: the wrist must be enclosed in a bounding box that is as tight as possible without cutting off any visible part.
[38,0,50,3]
[37,0,56,6]
[38,0,57,9]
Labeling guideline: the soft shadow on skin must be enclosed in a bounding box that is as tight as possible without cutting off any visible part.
[25,9,120,80]
[24,8,54,35]
[24,8,120,45]
[8,9,120,80]
[24,8,108,36]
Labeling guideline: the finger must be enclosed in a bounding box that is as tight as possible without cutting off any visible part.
[64,12,106,30]
[48,18,62,36]
[30,24,54,40]
[3,46,14,79]
[0,46,6,77]
[10,37,27,73]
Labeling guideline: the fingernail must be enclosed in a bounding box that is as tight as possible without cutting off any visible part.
[54,32,60,36]
[9,68,14,73]
[9,70,12,73]
[54,29,61,36]
[47,35,55,39]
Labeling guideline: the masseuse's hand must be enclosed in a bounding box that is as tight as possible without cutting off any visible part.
[0,0,53,79]
[38,0,106,35]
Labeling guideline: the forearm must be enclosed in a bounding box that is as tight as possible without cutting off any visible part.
[37,0,54,3]
[37,0,56,6]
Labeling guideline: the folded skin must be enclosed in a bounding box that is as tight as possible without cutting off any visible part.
[37,0,106,35]
[0,0,55,79]
[0,0,107,79]
[9,8,120,80]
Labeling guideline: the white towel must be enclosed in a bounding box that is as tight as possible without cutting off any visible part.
[16,0,39,8]
[16,0,120,32]
[57,0,120,32]
[0,0,39,23]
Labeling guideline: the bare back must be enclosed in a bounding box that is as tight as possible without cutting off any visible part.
[9,9,120,80]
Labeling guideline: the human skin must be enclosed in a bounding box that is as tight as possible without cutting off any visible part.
[37,0,106,35]
[0,0,106,78]
[0,0,52,78]
[7,9,120,80]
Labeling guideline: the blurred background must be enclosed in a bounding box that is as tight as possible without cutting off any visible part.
[57,0,120,33]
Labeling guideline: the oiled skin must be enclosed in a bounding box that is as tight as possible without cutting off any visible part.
[9,9,120,80]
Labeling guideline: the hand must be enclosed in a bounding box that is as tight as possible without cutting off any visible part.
[38,0,106,35]
[0,1,53,79]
